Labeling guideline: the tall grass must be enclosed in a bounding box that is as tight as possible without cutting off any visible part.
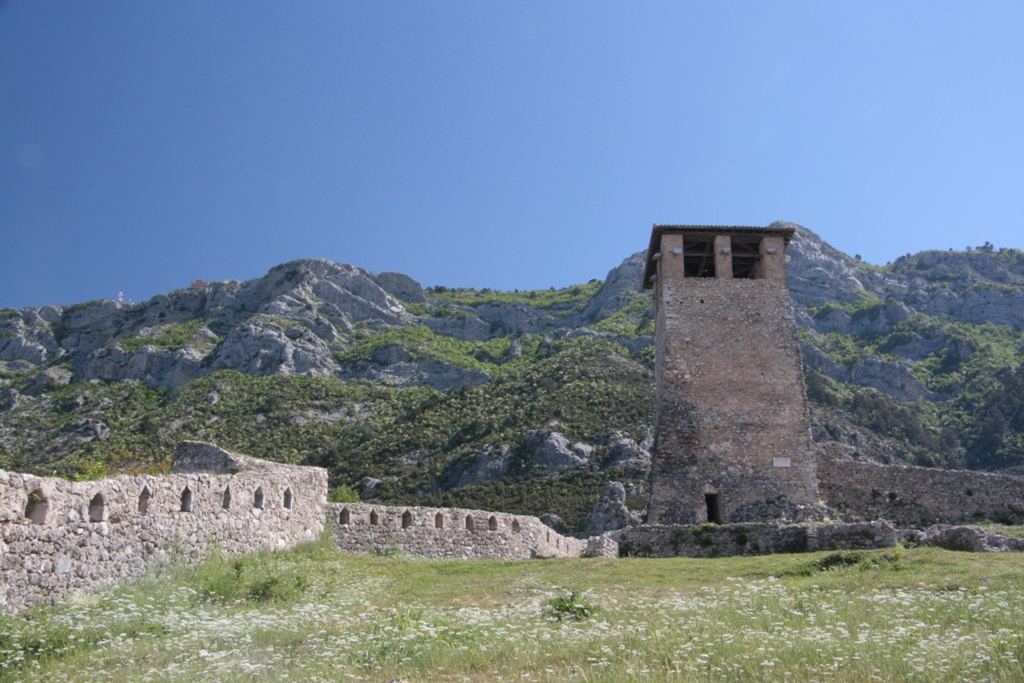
[0,543,1022,682]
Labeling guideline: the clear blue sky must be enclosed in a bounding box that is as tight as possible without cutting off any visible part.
[1,2,1022,308]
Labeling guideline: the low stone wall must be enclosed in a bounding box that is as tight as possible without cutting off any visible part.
[817,456,1024,528]
[618,521,895,558]
[327,503,589,560]
[1,442,326,612]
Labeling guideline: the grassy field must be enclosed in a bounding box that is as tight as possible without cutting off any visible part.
[1,539,1022,683]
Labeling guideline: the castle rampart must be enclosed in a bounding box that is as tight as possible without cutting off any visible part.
[1,441,326,612]
[619,520,896,558]
[817,456,1024,527]
[327,502,593,559]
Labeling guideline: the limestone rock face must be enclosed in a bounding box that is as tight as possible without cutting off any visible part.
[800,342,940,402]
[475,301,558,337]
[0,308,64,365]
[375,272,426,303]
[0,258,426,388]
[441,445,511,489]
[578,251,647,322]
[423,315,491,341]
[370,343,413,366]
[0,388,19,411]
[785,224,875,307]
[3,225,1021,416]
[206,321,338,379]
[337,358,490,392]
[529,431,589,472]
[603,431,653,474]
[22,367,73,396]
[585,481,642,535]
[78,345,205,388]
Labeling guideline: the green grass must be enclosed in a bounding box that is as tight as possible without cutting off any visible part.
[589,295,655,338]
[115,318,212,353]
[333,323,517,372]
[430,280,604,311]
[1,541,1022,682]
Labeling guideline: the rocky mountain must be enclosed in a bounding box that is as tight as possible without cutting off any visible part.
[2,223,1023,531]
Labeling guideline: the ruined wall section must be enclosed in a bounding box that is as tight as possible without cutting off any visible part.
[619,520,895,558]
[1,442,326,612]
[327,503,589,559]
[818,456,1024,527]
[649,271,818,525]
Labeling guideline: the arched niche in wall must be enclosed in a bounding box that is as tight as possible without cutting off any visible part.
[138,486,152,515]
[282,487,293,510]
[465,514,474,531]
[88,493,106,523]
[180,486,193,513]
[370,510,379,526]
[25,489,49,525]
[512,519,521,533]
[435,512,444,529]
[402,510,413,529]
[222,485,232,510]
[339,507,351,525]
[253,486,265,510]
[488,515,498,531]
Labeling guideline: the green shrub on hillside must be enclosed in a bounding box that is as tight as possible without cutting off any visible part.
[116,319,212,353]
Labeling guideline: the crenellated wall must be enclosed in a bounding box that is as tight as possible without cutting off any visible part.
[0,442,326,612]
[327,502,590,559]
[817,456,1024,527]
[6,438,1022,614]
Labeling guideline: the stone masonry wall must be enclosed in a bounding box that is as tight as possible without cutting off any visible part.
[619,521,895,559]
[818,456,1024,527]
[327,503,589,560]
[1,442,326,612]
[649,232,818,525]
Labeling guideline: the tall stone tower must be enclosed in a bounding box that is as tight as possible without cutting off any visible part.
[644,224,818,525]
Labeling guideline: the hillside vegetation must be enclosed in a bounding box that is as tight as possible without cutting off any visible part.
[1,226,1023,529]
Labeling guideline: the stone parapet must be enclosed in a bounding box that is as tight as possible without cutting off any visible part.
[327,502,589,560]
[1,442,326,612]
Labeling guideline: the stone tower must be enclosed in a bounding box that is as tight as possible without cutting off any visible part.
[644,223,818,525]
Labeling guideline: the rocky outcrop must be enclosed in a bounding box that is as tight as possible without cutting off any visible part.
[785,224,875,307]
[578,251,647,322]
[21,367,73,396]
[563,327,653,354]
[440,445,510,489]
[474,301,559,337]
[585,481,642,534]
[0,308,64,365]
[601,430,653,474]
[422,315,491,341]
[337,358,490,392]
[909,525,1024,553]
[375,272,426,303]
[528,430,591,472]
[370,343,413,365]
[800,342,940,402]
[2,225,1021,413]
[808,302,916,336]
